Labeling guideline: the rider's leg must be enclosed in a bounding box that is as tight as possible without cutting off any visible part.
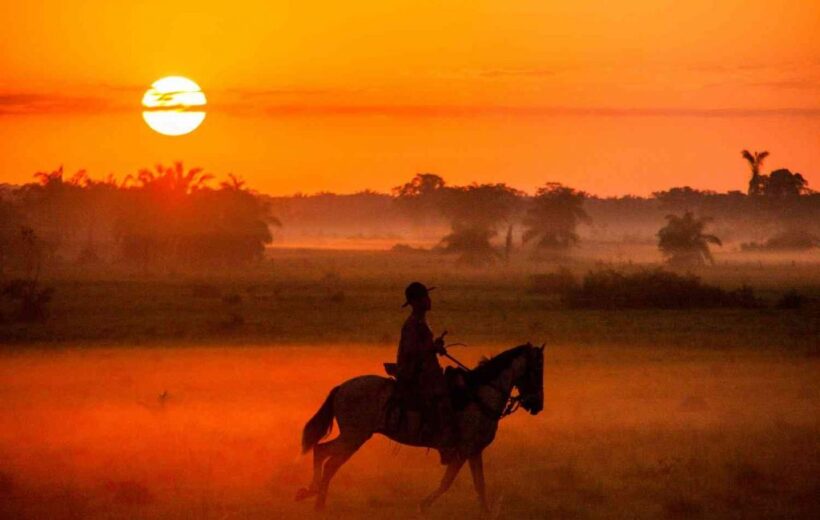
[419,456,465,512]
[432,372,456,444]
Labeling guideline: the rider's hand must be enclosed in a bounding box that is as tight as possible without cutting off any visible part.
[434,331,447,354]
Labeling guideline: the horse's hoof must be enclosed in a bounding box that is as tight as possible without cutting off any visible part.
[295,487,316,502]
[487,495,503,519]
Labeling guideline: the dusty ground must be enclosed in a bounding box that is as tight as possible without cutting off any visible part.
[0,344,817,519]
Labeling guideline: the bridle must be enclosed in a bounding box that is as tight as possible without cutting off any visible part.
[466,345,544,421]
[474,382,522,420]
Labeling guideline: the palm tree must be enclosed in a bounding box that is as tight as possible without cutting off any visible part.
[136,162,213,194]
[522,183,590,252]
[741,149,769,196]
[657,211,722,266]
[33,166,64,187]
[220,173,246,191]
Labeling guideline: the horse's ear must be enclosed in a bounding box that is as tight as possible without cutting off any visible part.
[540,343,546,352]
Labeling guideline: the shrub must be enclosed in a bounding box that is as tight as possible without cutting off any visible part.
[2,279,54,321]
[564,268,757,309]
[776,290,807,309]
[528,268,578,296]
[741,229,819,251]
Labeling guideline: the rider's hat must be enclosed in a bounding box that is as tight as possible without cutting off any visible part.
[402,281,435,307]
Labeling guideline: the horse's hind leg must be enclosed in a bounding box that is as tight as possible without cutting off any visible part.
[295,440,335,501]
[314,434,368,511]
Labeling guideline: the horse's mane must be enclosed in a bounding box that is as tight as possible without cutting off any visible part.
[467,344,530,384]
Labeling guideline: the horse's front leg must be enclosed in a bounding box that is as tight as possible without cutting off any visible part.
[419,457,465,512]
[468,451,490,513]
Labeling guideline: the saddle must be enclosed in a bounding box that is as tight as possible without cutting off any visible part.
[381,363,470,447]
[383,363,470,409]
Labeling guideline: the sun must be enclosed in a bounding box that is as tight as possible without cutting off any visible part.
[142,76,206,136]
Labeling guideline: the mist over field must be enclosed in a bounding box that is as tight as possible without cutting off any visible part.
[1,344,817,519]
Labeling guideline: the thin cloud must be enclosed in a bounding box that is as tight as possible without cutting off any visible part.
[478,68,558,78]
[745,79,820,90]
[261,104,820,118]
[2,90,819,119]
[0,93,117,115]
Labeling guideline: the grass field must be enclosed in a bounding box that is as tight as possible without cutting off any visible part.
[0,248,818,518]
[0,345,817,519]
[1,248,818,350]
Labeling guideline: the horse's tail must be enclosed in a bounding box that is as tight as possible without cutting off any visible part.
[301,386,340,454]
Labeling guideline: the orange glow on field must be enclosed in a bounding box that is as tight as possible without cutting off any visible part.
[0,345,817,518]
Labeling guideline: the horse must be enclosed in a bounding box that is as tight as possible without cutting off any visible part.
[296,343,545,512]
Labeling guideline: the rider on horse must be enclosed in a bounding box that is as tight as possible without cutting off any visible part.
[396,282,456,448]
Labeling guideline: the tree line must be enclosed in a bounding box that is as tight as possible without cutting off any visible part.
[1,150,817,276]
[0,163,277,277]
[390,149,816,266]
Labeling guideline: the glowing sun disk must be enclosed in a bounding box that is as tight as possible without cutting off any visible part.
[142,76,206,136]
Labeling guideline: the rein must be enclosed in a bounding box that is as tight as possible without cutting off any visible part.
[476,382,522,420]
[444,349,526,421]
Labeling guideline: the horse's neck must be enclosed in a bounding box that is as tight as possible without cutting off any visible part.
[478,354,525,412]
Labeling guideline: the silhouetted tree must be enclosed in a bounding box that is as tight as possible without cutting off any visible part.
[220,173,246,191]
[522,183,590,253]
[134,162,213,194]
[653,186,715,213]
[0,200,24,277]
[741,149,769,196]
[762,169,809,198]
[657,212,722,266]
[392,173,448,225]
[1,227,53,321]
[439,225,500,266]
[392,173,446,198]
[437,183,522,266]
[504,224,514,264]
[115,165,276,268]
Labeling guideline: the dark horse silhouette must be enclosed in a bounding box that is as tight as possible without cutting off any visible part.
[297,343,545,512]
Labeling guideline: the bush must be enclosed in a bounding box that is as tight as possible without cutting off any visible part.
[528,268,578,296]
[564,268,758,309]
[741,229,819,251]
[390,243,428,254]
[776,290,807,309]
[2,279,54,321]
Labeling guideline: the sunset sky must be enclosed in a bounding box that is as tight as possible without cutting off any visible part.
[1,0,818,196]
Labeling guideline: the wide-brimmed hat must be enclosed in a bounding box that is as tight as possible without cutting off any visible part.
[402,281,436,307]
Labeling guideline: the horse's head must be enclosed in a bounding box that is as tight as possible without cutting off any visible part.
[514,343,545,415]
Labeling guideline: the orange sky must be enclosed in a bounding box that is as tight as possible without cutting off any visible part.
[1,0,818,196]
